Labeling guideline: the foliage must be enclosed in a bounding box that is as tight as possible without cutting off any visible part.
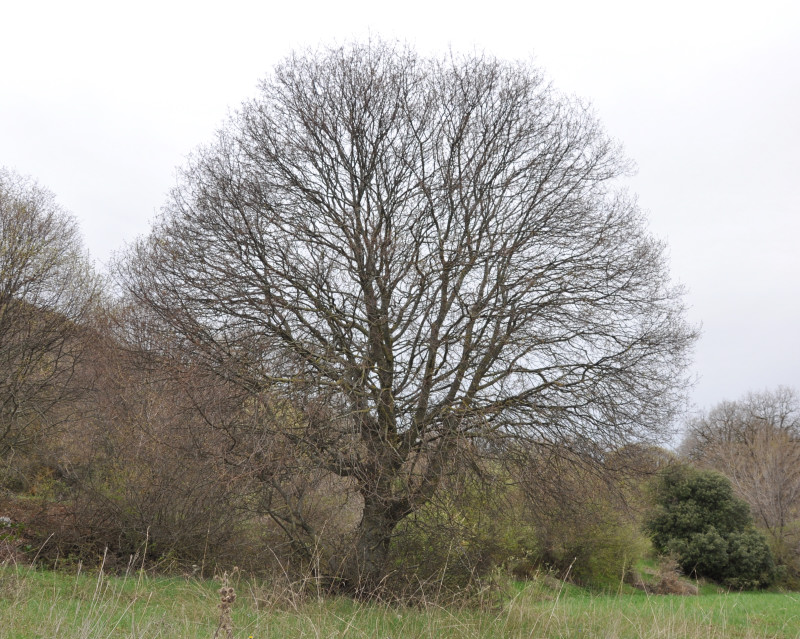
[514,448,651,590]
[645,465,776,588]
[389,468,539,592]
[725,529,780,590]
[390,451,650,592]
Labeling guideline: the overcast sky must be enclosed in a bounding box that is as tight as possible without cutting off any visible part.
[2,0,798,420]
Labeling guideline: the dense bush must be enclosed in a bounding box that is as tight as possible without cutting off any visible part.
[646,465,775,588]
[389,452,650,593]
[388,469,532,593]
[518,458,649,590]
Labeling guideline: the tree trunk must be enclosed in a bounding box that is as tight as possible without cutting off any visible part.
[346,491,405,597]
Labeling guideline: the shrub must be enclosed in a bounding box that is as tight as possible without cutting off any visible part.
[645,465,775,588]
[725,529,778,589]
[527,483,648,589]
[388,471,534,593]
[666,527,729,582]
[388,453,650,593]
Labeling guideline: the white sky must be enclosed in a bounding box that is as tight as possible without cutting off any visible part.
[2,0,799,418]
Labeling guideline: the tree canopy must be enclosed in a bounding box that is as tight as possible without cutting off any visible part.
[0,168,99,455]
[119,41,697,593]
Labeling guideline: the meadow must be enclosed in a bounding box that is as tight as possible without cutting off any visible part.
[1,564,798,639]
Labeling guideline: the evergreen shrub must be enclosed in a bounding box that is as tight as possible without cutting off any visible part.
[645,465,775,589]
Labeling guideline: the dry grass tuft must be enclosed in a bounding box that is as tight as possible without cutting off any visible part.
[633,557,698,596]
[213,571,237,639]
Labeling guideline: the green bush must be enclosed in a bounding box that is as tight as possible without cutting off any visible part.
[725,529,778,589]
[646,465,775,588]
[666,527,728,582]
[389,458,650,593]
[389,474,538,592]
[530,490,648,590]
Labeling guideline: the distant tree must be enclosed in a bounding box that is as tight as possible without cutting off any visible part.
[119,41,697,594]
[646,464,775,588]
[0,168,99,457]
[682,388,800,568]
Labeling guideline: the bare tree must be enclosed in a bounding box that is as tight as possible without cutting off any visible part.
[0,169,99,457]
[682,387,800,566]
[119,42,697,593]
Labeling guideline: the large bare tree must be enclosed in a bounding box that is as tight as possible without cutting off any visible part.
[0,169,99,457]
[120,42,696,593]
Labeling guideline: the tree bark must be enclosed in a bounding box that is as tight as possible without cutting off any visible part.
[347,490,406,596]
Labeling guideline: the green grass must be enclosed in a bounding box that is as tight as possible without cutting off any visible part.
[1,564,799,638]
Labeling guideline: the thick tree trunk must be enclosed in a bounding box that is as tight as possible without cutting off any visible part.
[346,491,406,596]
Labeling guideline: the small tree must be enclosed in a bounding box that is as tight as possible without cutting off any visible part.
[646,465,775,588]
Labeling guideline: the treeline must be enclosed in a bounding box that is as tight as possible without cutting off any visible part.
[0,188,797,590]
[0,41,795,598]
[0,275,654,590]
[4,321,799,593]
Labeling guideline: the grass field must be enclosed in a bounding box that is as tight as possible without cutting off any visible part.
[1,563,799,639]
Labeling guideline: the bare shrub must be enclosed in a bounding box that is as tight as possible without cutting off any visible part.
[632,556,698,596]
[35,315,253,572]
